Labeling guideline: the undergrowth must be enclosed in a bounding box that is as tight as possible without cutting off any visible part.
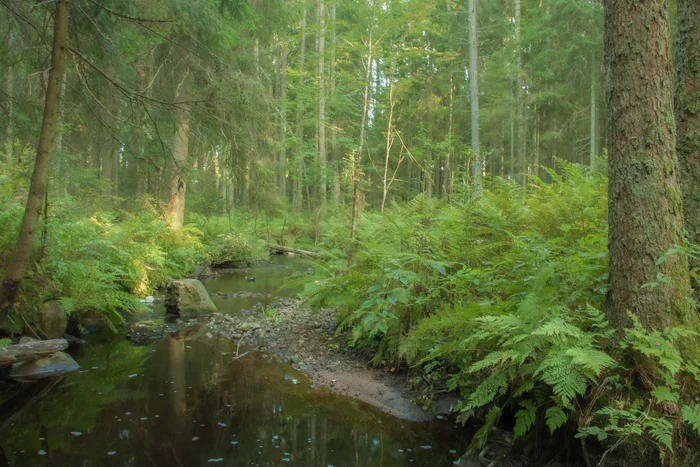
[295,161,700,464]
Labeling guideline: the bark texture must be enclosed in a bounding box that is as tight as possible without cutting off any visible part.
[675,0,700,246]
[167,76,190,229]
[604,0,698,333]
[0,0,69,317]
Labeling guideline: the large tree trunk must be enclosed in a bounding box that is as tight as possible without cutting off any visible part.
[605,0,698,335]
[318,0,327,208]
[0,0,69,318]
[675,0,700,246]
[293,0,308,210]
[167,75,190,230]
[468,0,481,197]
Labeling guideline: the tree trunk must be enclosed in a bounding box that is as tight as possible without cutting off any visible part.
[605,0,698,335]
[515,0,525,187]
[330,0,340,205]
[589,50,597,169]
[381,65,395,214]
[351,35,373,240]
[294,0,308,210]
[0,0,69,317]
[279,37,288,200]
[4,63,13,164]
[468,0,481,197]
[675,0,700,246]
[167,74,190,229]
[318,0,327,208]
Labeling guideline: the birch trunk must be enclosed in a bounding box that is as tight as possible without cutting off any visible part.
[351,37,373,240]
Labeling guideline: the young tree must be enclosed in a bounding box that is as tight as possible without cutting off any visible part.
[468,0,481,196]
[0,0,70,317]
[318,0,327,207]
[675,0,700,246]
[604,0,699,335]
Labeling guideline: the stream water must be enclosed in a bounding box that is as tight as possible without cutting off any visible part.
[0,257,470,466]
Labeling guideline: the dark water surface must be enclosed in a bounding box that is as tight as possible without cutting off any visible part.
[0,258,468,466]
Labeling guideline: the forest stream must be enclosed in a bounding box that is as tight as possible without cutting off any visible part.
[0,258,472,466]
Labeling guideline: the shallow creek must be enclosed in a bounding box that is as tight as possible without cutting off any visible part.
[0,257,470,466]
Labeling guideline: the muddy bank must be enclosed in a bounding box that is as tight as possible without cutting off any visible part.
[204,297,455,422]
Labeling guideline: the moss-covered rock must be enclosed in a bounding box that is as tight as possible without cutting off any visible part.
[165,279,217,316]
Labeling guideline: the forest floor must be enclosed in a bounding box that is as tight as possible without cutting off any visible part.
[204,297,458,422]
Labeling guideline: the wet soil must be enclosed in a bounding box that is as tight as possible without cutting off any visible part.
[204,297,454,422]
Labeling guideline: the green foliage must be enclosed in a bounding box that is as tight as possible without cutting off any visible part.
[0,338,10,350]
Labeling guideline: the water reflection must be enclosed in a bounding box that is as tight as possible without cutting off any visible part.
[0,259,468,466]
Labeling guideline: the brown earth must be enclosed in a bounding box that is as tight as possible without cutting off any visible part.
[204,297,458,422]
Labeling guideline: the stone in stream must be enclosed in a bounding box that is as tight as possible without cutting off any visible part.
[39,301,68,339]
[165,279,217,316]
[10,351,80,382]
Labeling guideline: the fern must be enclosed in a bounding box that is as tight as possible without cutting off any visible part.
[682,405,700,435]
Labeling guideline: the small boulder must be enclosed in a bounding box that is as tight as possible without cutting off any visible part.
[165,279,217,316]
[39,301,68,339]
[11,351,80,382]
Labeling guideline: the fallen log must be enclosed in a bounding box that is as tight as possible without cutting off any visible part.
[0,339,68,367]
[267,244,318,258]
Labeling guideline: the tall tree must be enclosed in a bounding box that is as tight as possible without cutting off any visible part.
[294,0,308,210]
[604,0,698,335]
[514,0,525,186]
[167,70,191,229]
[318,0,327,207]
[0,0,70,316]
[468,0,481,196]
[675,0,700,246]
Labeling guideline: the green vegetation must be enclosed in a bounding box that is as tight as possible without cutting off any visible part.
[1,0,699,464]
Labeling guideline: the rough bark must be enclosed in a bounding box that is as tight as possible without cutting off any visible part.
[468,0,481,197]
[675,0,700,246]
[605,0,698,334]
[0,0,69,317]
[318,0,327,208]
[167,74,190,229]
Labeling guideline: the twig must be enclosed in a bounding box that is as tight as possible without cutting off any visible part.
[235,327,259,358]
[18,313,42,340]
